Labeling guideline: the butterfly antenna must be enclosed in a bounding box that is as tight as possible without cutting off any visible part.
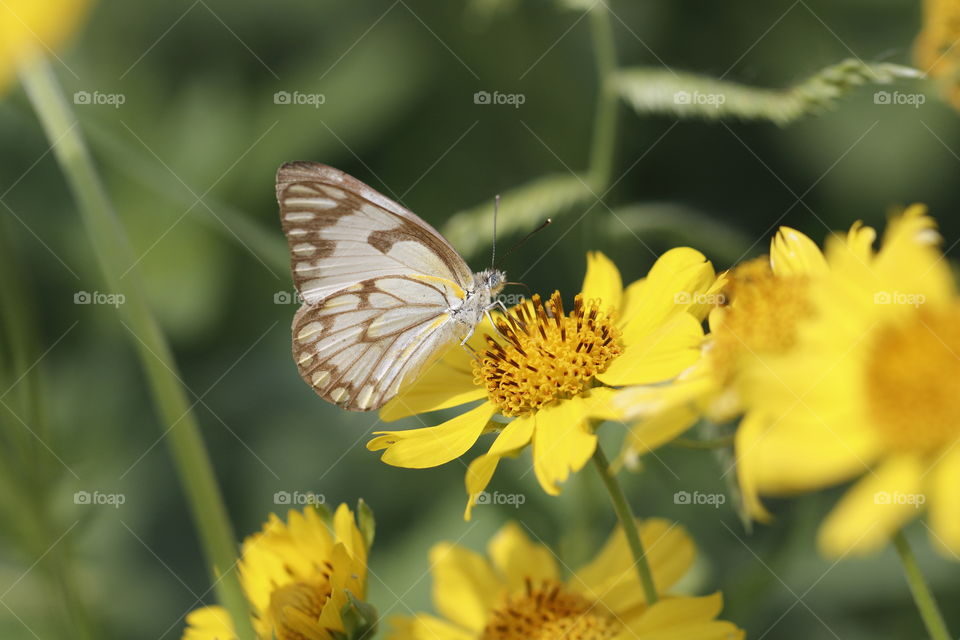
[503,218,553,259]
[491,194,500,269]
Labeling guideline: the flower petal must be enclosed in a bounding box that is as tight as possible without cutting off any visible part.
[532,398,597,495]
[487,414,535,456]
[581,251,623,313]
[622,593,744,640]
[733,410,773,523]
[818,455,925,557]
[429,542,502,632]
[930,445,960,555]
[464,454,500,521]
[598,313,703,387]
[183,606,236,640]
[769,226,828,277]
[620,248,716,335]
[367,402,496,468]
[488,522,560,590]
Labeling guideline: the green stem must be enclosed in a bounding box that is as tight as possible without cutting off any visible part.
[892,531,951,640]
[592,444,659,604]
[670,434,736,450]
[17,54,256,640]
[587,1,618,191]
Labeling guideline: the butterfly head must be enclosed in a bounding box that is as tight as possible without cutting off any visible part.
[475,268,507,299]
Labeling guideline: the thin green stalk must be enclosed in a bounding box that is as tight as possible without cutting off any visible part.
[17,54,256,640]
[892,531,951,640]
[587,1,618,191]
[592,444,659,604]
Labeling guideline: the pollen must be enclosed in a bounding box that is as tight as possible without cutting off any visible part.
[480,579,619,640]
[473,292,622,417]
[709,257,814,383]
[865,305,960,453]
[267,579,332,640]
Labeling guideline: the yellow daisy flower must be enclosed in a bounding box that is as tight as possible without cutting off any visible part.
[366,249,720,516]
[182,504,372,640]
[386,519,744,640]
[1,0,93,94]
[736,205,960,556]
[914,0,960,110]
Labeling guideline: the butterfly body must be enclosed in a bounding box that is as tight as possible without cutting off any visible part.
[277,162,505,411]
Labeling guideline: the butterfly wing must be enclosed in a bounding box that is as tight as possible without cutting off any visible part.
[292,275,464,410]
[277,162,474,303]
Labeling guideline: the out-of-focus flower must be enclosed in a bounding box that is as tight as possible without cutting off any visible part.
[182,504,372,640]
[367,250,720,517]
[914,0,960,109]
[386,519,744,640]
[738,206,960,557]
[0,0,93,94]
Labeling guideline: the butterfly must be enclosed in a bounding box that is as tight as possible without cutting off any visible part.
[277,162,506,411]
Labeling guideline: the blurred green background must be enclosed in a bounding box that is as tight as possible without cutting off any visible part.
[1,0,958,638]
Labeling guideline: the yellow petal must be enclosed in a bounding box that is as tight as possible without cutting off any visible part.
[532,398,597,495]
[387,614,474,640]
[930,445,960,555]
[333,504,366,568]
[819,455,925,557]
[379,340,486,421]
[429,542,502,632]
[581,251,623,313]
[487,414,534,456]
[620,277,647,328]
[733,410,773,523]
[464,454,500,521]
[598,313,703,387]
[488,522,560,590]
[368,402,496,468]
[845,220,877,261]
[183,606,237,640]
[623,594,744,640]
[769,226,828,277]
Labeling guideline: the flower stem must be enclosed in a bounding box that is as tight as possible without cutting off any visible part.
[892,531,952,640]
[592,444,659,604]
[17,54,256,640]
[587,0,618,192]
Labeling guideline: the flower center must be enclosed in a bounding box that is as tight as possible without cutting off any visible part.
[710,257,813,382]
[267,579,332,640]
[480,579,620,640]
[865,305,960,453]
[473,292,622,417]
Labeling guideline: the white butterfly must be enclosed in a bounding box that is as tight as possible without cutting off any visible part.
[277,162,506,411]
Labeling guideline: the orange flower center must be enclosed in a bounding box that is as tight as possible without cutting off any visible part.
[267,579,332,640]
[480,579,619,640]
[709,257,813,382]
[865,305,960,453]
[472,292,622,417]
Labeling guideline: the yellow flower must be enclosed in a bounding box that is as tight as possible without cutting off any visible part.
[366,250,719,517]
[737,205,960,556]
[182,504,371,640]
[0,0,93,94]
[386,519,744,640]
[914,0,960,110]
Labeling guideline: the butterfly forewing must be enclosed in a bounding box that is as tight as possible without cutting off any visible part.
[277,162,478,411]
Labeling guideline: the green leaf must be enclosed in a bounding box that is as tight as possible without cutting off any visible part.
[441,173,595,259]
[340,590,379,640]
[615,59,923,126]
[357,499,375,551]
